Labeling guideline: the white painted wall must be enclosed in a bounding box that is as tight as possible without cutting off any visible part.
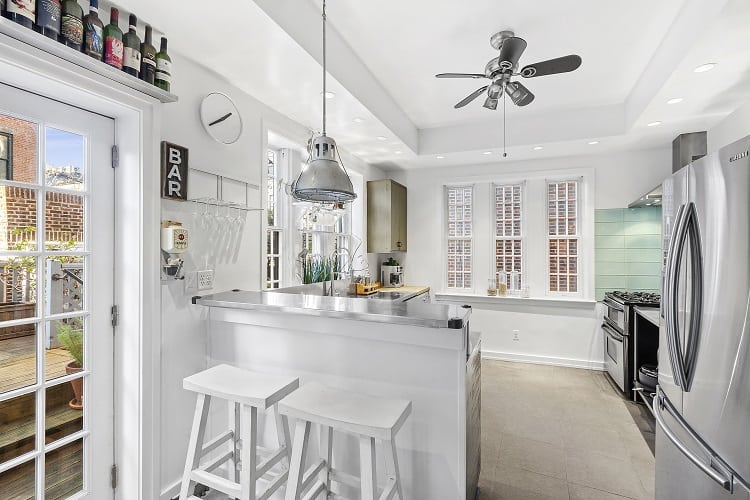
[708,100,750,152]
[157,52,386,497]
[393,148,672,369]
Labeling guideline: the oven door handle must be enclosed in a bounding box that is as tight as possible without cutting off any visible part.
[602,322,624,343]
[603,298,625,312]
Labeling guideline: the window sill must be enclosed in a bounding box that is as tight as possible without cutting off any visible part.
[434,292,597,310]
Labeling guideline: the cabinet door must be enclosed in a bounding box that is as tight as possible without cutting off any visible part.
[391,181,407,251]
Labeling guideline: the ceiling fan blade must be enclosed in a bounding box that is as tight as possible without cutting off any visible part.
[507,81,535,106]
[455,86,489,109]
[497,36,527,69]
[436,73,486,79]
[520,55,582,78]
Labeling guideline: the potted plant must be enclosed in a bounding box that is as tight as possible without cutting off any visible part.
[57,320,84,410]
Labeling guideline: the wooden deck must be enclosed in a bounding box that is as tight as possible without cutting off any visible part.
[0,336,75,394]
[0,438,83,500]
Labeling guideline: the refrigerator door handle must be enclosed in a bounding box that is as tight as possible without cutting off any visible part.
[666,204,689,389]
[654,386,736,493]
[682,203,704,391]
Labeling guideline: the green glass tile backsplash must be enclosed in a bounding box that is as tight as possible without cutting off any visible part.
[595,207,662,300]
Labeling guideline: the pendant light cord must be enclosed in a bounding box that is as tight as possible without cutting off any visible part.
[322,0,327,136]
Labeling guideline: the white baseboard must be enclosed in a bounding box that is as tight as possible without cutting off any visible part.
[482,349,605,371]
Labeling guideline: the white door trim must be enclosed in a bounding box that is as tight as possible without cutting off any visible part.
[0,33,162,500]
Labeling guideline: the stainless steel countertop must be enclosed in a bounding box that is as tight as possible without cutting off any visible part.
[634,306,661,327]
[193,289,471,329]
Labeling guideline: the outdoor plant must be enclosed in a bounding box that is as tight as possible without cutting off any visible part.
[56,320,84,368]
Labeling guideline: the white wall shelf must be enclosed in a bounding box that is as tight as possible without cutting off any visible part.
[0,17,178,104]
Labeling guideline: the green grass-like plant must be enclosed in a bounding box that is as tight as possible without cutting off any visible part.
[57,320,84,368]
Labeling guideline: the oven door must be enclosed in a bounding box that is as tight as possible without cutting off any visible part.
[603,321,626,392]
[604,297,626,331]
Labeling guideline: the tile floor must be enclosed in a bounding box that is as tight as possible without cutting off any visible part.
[479,360,656,500]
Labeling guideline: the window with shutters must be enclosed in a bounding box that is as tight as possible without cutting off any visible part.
[446,186,473,290]
[494,184,523,285]
[547,180,579,293]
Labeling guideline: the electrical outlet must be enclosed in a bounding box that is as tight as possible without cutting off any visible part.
[197,270,214,290]
[512,329,520,341]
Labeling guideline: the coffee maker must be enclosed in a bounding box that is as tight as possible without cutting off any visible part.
[381,258,404,288]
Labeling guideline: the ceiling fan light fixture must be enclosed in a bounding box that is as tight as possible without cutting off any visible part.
[291,0,356,204]
[483,97,498,110]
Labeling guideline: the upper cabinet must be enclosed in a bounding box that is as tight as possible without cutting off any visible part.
[367,179,407,253]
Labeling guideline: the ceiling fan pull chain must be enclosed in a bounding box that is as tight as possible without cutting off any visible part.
[503,90,508,158]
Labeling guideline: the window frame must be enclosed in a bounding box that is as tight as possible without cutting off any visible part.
[0,131,13,180]
[492,182,526,290]
[265,149,283,289]
[545,178,582,296]
[444,184,475,292]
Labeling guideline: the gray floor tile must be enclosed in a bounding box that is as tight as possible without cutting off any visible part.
[492,463,570,500]
[498,433,567,480]
[561,420,630,461]
[568,483,638,500]
[503,411,565,447]
[565,450,648,500]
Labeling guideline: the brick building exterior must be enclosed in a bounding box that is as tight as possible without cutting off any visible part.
[0,115,37,184]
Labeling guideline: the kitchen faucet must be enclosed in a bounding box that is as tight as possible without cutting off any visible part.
[324,247,354,296]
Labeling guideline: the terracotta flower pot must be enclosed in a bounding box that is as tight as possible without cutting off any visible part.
[66,361,83,410]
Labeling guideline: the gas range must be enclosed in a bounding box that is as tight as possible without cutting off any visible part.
[607,290,661,306]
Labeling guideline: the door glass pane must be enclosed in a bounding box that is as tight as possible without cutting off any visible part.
[0,186,38,253]
[0,322,37,393]
[45,438,83,499]
[0,459,35,499]
[45,192,84,250]
[0,392,36,463]
[45,381,84,443]
[44,128,84,191]
[44,256,84,315]
[46,318,83,381]
[0,114,38,184]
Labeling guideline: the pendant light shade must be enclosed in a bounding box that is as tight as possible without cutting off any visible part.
[291,0,357,203]
[293,135,356,202]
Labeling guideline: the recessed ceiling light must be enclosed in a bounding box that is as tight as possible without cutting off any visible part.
[353,117,364,123]
[482,151,492,155]
[694,63,716,73]
[647,121,662,127]
[588,141,600,145]
[436,155,445,159]
[667,98,684,105]
[376,136,387,141]
[394,151,403,155]
[322,91,335,99]
[533,146,544,151]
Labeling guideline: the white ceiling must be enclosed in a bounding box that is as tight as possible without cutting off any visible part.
[117,0,750,171]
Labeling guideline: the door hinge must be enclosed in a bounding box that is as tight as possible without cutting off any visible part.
[112,145,119,168]
[110,464,118,489]
[111,305,119,328]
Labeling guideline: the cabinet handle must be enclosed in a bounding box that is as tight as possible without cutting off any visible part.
[397,241,402,248]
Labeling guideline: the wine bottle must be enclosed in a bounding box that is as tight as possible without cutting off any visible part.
[140,25,156,85]
[35,0,61,40]
[4,0,36,29]
[103,7,123,70]
[155,37,172,92]
[60,0,83,50]
[83,0,104,60]
[122,14,141,77]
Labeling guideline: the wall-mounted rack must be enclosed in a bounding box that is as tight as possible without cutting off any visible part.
[0,17,178,104]
[187,168,262,211]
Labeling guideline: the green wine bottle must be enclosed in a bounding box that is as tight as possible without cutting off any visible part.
[60,0,83,50]
[140,25,156,85]
[83,0,104,60]
[103,7,123,70]
[155,37,172,92]
[122,14,142,77]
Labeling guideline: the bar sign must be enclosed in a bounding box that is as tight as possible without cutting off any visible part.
[161,141,189,201]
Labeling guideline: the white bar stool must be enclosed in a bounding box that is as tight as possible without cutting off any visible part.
[179,364,299,500]
[279,382,412,500]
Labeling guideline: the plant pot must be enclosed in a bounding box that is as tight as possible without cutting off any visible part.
[65,362,83,410]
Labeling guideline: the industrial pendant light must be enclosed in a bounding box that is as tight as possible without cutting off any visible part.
[292,0,356,203]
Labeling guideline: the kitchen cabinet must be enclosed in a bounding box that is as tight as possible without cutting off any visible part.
[367,179,407,253]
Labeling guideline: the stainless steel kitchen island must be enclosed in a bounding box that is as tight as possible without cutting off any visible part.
[194,288,480,500]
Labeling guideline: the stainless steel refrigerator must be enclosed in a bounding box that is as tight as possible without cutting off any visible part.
[656,135,750,499]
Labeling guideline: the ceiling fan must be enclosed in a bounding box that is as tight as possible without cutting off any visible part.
[436,30,582,110]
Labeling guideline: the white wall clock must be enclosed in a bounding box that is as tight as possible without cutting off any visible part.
[200,92,243,145]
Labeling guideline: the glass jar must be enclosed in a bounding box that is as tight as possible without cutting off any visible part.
[509,270,520,295]
[497,271,508,297]
[487,278,497,296]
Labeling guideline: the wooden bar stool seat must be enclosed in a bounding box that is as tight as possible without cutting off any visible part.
[179,364,299,500]
[279,382,412,500]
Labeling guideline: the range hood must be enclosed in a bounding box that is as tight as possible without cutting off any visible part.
[629,131,707,208]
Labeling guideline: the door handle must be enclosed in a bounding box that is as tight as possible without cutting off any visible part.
[602,323,624,342]
[682,203,703,391]
[654,387,735,492]
[666,204,689,389]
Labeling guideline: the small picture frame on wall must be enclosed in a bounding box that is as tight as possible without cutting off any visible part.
[161,141,189,201]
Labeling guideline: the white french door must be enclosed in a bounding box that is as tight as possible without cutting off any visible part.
[0,83,115,499]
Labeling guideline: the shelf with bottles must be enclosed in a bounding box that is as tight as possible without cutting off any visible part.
[0,0,177,103]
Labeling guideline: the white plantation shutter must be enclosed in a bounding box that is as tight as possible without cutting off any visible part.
[446,186,473,289]
[494,184,523,284]
[547,180,579,293]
